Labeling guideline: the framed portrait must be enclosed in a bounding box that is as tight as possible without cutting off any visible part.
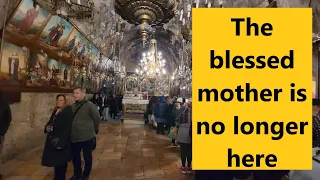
[64,28,83,54]
[0,41,27,83]
[6,0,50,39]
[39,15,73,48]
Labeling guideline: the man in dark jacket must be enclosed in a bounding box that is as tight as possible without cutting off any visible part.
[164,97,174,132]
[154,96,166,134]
[107,95,117,119]
[70,87,101,180]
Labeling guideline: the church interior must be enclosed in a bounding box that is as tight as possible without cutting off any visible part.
[0,0,319,180]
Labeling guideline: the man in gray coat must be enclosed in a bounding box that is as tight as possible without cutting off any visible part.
[70,87,100,180]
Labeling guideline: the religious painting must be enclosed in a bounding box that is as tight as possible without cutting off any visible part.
[126,73,138,92]
[28,51,47,70]
[6,0,49,39]
[61,64,71,82]
[61,64,71,88]
[64,28,83,54]
[26,51,48,86]
[76,38,89,59]
[40,15,72,48]
[0,41,27,83]
[47,58,60,81]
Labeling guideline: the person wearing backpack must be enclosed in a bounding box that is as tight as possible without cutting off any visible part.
[154,96,166,134]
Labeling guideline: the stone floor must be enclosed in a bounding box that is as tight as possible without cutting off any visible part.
[0,116,194,180]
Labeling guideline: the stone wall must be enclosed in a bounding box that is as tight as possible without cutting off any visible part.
[0,92,92,163]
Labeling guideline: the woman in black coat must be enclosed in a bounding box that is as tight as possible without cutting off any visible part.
[108,95,117,119]
[41,94,73,180]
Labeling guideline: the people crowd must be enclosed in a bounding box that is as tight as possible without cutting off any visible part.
[40,89,127,180]
[90,93,123,121]
[144,95,293,180]
[0,89,316,180]
[41,87,101,180]
[146,95,193,175]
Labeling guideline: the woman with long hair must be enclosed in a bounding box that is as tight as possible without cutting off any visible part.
[41,94,73,180]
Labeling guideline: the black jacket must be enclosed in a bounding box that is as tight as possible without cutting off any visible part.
[0,98,11,136]
[164,103,174,121]
[91,98,102,109]
[107,98,116,110]
[41,106,73,167]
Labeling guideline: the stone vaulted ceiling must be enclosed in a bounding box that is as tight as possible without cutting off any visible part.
[1,0,320,73]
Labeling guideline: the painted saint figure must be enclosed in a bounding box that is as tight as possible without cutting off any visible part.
[77,45,86,58]
[64,68,67,81]
[51,64,57,80]
[8,51,20,81]
[51,24,65,46]
[72,42,80,55]
[17,2,40,32]
[66,36,76,53]
[45,23,59,45]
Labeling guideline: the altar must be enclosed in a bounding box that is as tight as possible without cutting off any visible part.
[121,71,170,114]
[122,98,149,114]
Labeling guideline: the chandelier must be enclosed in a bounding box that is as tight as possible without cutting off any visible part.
[35,0,94,19]
[115,0,176,43]
[135,39,166,79]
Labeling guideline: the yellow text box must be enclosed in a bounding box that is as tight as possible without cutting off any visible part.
[192,8,312,170]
